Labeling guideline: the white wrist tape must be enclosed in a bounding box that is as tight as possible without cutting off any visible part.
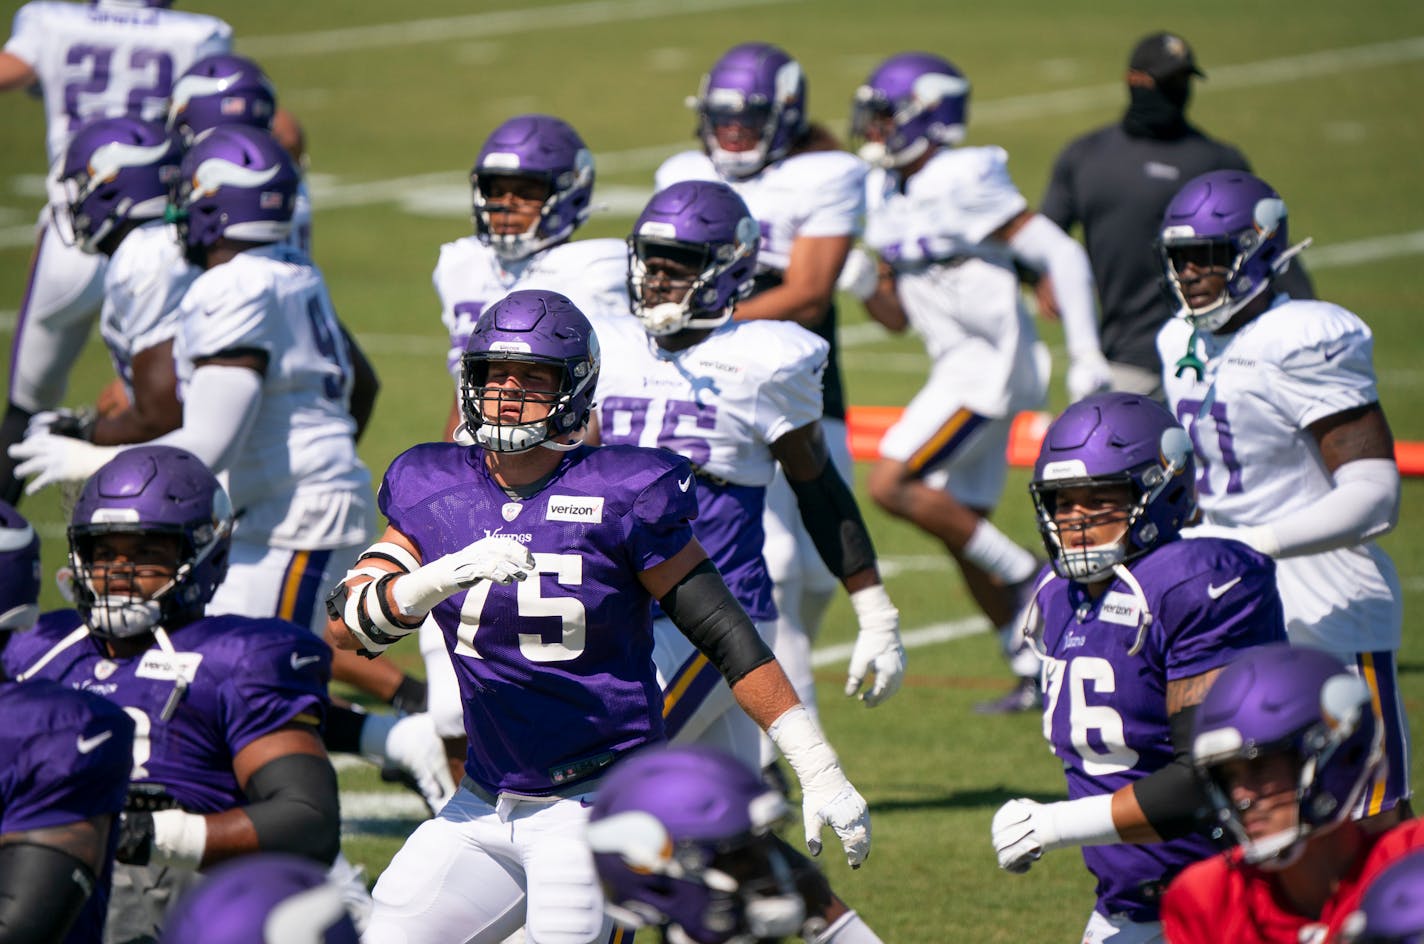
[150,809,208,868]
[391,566,459,619]
[768,705,841,790]
[1009,214,1102,360]
[848,584,899,635]
[1040,795,1119,850]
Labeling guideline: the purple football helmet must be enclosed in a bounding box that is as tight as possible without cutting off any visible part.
[459,289,600,453]
[69,445,232,639]
[471,114,594,261]
[1341,851,1424,944]
[171,124,299,260]
[850,52,970,169]
[1157,170,1310,332]
[168,53,277,146]
[587,746,806,944]
[1030,392,1195,583]
[1192,644,1384,869]
[0,501,41,634]
[162,853,359,944]
[53,116,180,254]
[628,180,760,337]
[692,42,807,180]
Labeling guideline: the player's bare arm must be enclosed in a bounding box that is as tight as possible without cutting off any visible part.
[733,234,852,328]
[90,341,182,445]
[0,52,36,93]
[1311,402,1396,469]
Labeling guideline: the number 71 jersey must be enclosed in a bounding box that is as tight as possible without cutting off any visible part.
[1033,538,1285,920]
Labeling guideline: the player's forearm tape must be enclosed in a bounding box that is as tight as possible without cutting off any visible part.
[243,753,342,866]
[1008,214,1102,359]
[151,364,262,471]
[1133,705,1210,841]
[768,706,844,792]
[787,464,877,580]
[359,541,420,574]
[341,575,415,654]
[149,809,208,868]
[1041,795,1120,849]
[660,559,775,685]
[1264,457,1400,558]
[0,842,97,943]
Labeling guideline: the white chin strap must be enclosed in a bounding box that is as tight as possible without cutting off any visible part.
[88,594,164,638]
[473,420,582,454]
[710,145,767,180]
[1055,540,1126,583]
[638,302,691,337]
[857,137,929,170]
[1240,824,1309,870]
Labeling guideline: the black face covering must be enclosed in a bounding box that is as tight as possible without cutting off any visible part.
[1122,83,1192,139]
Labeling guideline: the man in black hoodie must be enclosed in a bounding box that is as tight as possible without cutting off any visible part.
[1040,32,1312,397]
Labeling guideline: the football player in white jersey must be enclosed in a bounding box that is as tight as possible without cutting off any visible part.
[10,126,455,818]
[844,52,1111,714]
[0,0,231,505]
[655,43,866,754]
[1155,169,1409,822]
[592,180,906,767]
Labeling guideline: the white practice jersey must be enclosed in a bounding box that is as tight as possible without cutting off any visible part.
[100,219,195,398]
[1158,296,1401,652]
[175,243,372,550]
[5,0,231,167]
[434,236,628,380]
[655,149,866,273]
[289,180,314,257]
[594,315,827,487]
[863,147,1045,416]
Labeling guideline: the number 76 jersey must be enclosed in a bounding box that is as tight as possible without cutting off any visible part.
[1033,538,1285,921]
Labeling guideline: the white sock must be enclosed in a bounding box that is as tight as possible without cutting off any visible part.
[811,909,883,944]
[963,519,1038,585]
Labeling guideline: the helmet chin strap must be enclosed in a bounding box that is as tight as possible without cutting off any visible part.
[638,302,689,337]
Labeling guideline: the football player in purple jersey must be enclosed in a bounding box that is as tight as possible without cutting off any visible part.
[1339,850,1424,944]
[592,180,904,767]
[326,289,871,944]
[588,745,883,943]
[989,392,1287,942]
[0,498,136,944]
[161,852,360,944]
[2,446,343,943]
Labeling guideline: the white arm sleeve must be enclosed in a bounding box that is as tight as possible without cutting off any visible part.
[1008,214,1103,360]
[151,364,262,471]
[1193,458,1400,558]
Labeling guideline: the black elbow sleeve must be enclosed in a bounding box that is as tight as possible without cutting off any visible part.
[1133,705,1212,841]
[659,560,775,685]
[243,753,342,866]
[786,464,876,580]
[0,841,96,944]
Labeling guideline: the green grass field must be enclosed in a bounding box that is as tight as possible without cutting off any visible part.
[2,1,1422,939]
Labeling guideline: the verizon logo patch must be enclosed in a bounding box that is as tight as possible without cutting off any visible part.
[546,496,604,523]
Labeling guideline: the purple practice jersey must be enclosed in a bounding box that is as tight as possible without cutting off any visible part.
[1033,537,1285,921]
[0,678,134,944]
[379,441,698,796]
[4,612,329,814]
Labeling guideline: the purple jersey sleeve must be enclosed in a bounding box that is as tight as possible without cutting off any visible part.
[0,680,133,833]
[216,622,330,756]
[620,447,699,573]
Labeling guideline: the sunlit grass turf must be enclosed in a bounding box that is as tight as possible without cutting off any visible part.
[2,2,1422,939]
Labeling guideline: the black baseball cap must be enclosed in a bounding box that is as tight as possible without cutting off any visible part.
[1128,32,1205,81]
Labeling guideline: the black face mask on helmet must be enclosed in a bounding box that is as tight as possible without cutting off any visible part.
[1122,78,1192,140]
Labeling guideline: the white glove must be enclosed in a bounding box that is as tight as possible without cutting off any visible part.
[836,247,880,302]
[845,584,906,707]
[26,408,95,440]
[379,712,457,816]
[768,706,871,868]
[9,433,116,495]
[1066,351,1112,403]
[391,535,535,618]
[1179,522,1280,557]
[990,795,1118,874]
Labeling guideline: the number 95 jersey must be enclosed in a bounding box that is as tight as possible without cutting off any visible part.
[378,441,698,797]
[1033,537,1286,921]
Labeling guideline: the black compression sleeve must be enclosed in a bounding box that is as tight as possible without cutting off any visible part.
[243,753,342,865]
[0,841,96,944]
[785,464,876,580]
[1132,704,1210,841]
[659,560,775,685]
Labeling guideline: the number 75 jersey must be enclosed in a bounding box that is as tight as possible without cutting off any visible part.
[1033,538,1285,918]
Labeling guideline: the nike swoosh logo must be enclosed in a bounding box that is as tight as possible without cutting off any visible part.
[678,475,693,493]
[1207,577,1243,600]
[1323,344,1348,362]
[77,731,113,754]
[290,653,322,671]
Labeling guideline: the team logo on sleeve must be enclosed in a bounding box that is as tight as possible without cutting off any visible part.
[545,496,604,523]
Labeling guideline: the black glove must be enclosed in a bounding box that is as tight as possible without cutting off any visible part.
[45,409,96,442]
[115,811,155,866]
[390,675,429,715]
